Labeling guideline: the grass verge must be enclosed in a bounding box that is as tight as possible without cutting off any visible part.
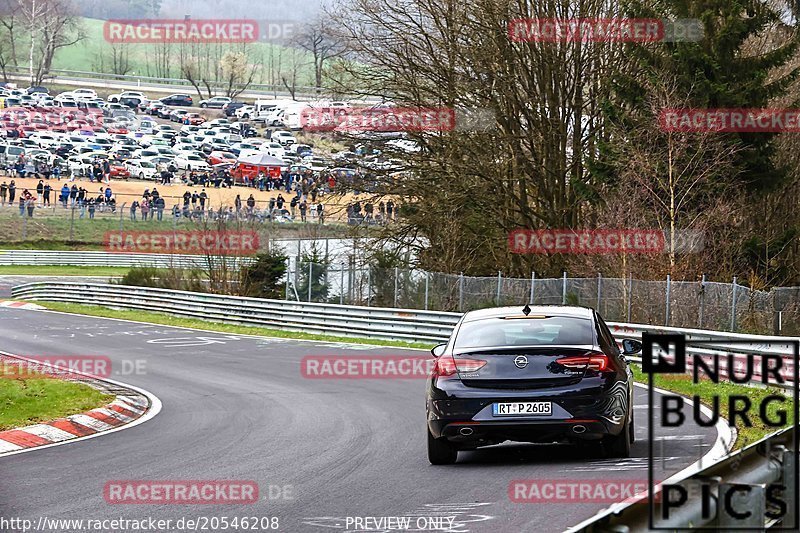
[34,301,433,350]
[0,362,114,430]
[0,265,130,276]
[632,365,793,448]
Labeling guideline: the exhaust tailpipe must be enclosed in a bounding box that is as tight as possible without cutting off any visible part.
[572,425,586,434]
[459,427,474,436]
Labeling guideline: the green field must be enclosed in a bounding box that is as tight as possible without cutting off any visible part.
[632,366,793,448]
[0,362,114,430]
[0,210,351,248]
[49,18,318,89]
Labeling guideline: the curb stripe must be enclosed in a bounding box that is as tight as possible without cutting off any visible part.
[84,410,126,427]
[19,424,77,442]
[67,414,114,432]
[108,404,139,418]
[49,418,97,437]
[0,430,50,447]
[0,440,23,453]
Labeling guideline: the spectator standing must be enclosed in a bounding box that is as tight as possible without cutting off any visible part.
[69,184,77,207]
[36,180,44,205]
[290,196,298,217]
[155,196,165,220]
[183,190,191,207]
[199,189,207,211]
[299,200,307,222]
[87,198,96,219]
[140,198,150,220]
[130,200,139,220]
[25,191,36,217]
[234,194,242,214]
[246,194,255,215]
[8,180,15,204]
[43,184,51,207]
[0,181,7,205]
[316,202,324,224]
[60,184,69,208]
[386,200,394,221]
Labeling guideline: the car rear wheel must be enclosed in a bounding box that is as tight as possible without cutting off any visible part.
[603,412,631,458]
[427,428,457,465]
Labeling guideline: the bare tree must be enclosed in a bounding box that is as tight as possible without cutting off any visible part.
[294,16,348,89]
[14,0,84,85]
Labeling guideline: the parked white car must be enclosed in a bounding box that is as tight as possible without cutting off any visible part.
[70,88,98,100]
[174,153,210,171]
[126,159,160,180]
[108,91,147,103]
[272,130,297,146]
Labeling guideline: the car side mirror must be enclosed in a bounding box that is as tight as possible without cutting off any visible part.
[431,343,447,358]
[622,339,642,355]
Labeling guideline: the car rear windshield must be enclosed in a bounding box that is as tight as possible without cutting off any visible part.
[453,316,594,351]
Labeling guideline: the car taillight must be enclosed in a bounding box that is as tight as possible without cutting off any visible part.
[432,355,487,378]
[556,353,609,371]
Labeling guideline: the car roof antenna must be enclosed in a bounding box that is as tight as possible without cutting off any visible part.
[522,304,531,316]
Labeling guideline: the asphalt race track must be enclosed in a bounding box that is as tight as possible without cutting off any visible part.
[0,306,720,532]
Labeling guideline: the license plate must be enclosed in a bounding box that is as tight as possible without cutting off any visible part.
[492,401,552,416]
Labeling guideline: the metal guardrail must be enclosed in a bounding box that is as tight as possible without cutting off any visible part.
[569,427,797,531]
[4,66,381,103]
[11,281,460,343]
[10,280,800,351]
[0,250,247,268]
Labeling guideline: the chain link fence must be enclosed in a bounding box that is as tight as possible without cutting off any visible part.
[283,263,800,336]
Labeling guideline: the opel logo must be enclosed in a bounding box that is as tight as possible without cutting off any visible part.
[514,355,529,369]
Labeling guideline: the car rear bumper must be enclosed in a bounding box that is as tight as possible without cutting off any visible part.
[429,418,612,445]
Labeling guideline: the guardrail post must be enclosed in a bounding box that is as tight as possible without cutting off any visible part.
[285,259,291,300]
[627,272,633,323]
[665,274,671,326]
[69,204,75,241]
[394,267,399,307]
[496,271,502,306]
[783,449,797,528]
[366,268,371,307]
[459,272,464,312]
[308,262,313,302]
[530,272,535,304]
[424,271,429,310]
[562,271,567,305]
[731,276,738,332]
[596,272,602,312]
[699,273,706,329]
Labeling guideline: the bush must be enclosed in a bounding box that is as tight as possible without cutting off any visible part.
[115,267,207,292]
[239,251,288,299]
